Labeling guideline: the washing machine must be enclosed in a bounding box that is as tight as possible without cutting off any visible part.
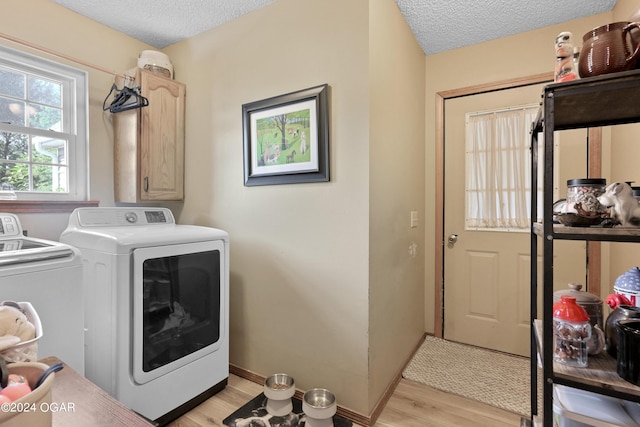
[60,207,229,425]
[0,213,84,372]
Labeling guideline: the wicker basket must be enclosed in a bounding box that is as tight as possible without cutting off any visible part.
[0,302,42,363]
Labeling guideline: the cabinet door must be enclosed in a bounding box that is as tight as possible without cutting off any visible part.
[139,70,185,201]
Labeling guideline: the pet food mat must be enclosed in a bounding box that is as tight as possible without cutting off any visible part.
[223,392,353,427]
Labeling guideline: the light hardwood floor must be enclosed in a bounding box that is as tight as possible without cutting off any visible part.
[167,374,524,427]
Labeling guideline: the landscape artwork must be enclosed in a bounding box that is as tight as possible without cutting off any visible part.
[250,100,317,176]
[242,84,329,186]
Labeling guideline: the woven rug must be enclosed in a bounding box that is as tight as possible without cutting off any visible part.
[403,335,532,417]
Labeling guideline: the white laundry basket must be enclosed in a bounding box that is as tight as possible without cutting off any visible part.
[0,302,42,363]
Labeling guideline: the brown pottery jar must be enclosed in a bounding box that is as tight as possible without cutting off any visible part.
[579,22,640,78]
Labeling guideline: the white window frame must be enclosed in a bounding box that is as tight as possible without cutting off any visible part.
[0,45,89,201]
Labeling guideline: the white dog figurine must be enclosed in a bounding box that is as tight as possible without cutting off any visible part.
[597,182,640,227]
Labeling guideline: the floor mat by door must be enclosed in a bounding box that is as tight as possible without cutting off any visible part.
[402,335,534,417]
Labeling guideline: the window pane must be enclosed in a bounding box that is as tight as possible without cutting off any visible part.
[31,137,67,165]
[0,45,88,200]
[28,76,61,107]
[28,104,62,130]
[0,131,28,161]
[0,162,29,191]
[0,68,25,98]
[0,97,26,126]
[466,105,538,229]
[33,164,68,192]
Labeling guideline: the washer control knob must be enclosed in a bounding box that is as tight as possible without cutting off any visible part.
[125,212,138,223]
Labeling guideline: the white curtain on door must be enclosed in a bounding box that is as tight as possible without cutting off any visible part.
[465,106,539,229]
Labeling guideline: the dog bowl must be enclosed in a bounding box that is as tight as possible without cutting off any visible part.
[264,373,295,416]
[303,388,336,426]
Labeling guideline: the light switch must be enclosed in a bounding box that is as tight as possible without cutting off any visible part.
[410,211,418,228]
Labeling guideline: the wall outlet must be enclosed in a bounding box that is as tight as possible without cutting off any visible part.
[408,242,418,257]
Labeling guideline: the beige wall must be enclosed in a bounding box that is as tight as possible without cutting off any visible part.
[368,0,426,409]
[163,0,426,415]
[166,0,372,413]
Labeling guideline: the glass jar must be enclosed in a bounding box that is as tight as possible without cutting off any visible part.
[553,283,604,354]
[553,296,591,367]
[566,178,606,214]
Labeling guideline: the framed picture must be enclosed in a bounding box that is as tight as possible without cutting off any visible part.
[242,84,329,186]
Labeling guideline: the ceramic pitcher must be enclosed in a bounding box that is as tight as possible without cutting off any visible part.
[579,22,640,78]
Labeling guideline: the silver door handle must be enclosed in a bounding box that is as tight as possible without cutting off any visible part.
[447,234,458,245]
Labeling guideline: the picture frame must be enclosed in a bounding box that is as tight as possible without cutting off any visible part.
[242,84,329,186]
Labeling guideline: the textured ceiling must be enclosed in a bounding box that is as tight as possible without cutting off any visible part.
[396,0,618,55]
[52,0,618,56]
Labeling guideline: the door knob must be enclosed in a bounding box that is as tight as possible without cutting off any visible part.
[447,234,458,245]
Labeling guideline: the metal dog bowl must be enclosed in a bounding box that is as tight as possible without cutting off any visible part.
[303,388,336,423]
[264,373,295,416]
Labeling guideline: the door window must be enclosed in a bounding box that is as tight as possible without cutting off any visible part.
[465,105,541,230]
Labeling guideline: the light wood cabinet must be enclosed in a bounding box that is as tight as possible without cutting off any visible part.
[114,69,185,202]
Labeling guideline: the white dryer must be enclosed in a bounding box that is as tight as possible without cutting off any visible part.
[61,207,229,425]
[0,213,83,372]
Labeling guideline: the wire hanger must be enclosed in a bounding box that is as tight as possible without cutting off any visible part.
[102,83,149,113]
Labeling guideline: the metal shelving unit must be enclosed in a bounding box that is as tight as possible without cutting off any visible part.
[530,69,640,426]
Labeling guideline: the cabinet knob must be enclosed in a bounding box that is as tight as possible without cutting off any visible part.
[144,176,149,192]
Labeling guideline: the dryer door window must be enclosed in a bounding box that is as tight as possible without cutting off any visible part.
[132,240,225,384]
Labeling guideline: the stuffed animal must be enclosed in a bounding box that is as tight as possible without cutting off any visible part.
[0,303,35,351]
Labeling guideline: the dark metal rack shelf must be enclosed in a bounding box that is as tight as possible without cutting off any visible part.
[533,222,640,242]
[530,70,640,427]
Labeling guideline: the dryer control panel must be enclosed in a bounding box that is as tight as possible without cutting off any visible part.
[70,207,176,227]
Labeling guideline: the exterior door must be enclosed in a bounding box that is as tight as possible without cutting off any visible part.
[443,83,590,356]
[443,84,543,356]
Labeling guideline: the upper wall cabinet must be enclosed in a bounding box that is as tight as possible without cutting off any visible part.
[113,69,186,202]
